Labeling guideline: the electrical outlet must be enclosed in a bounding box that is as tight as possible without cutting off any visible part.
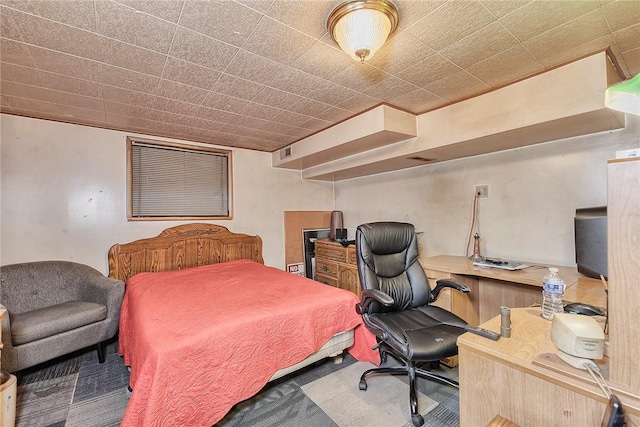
[475,185,489,198]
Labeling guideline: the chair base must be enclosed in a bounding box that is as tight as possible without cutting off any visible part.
[359,364,459,427]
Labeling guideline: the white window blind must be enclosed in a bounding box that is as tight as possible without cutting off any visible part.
[130,141,230,218]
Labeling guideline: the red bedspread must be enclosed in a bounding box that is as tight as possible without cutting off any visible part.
[119,259,378,426]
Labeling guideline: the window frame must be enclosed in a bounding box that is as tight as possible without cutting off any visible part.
[126,137,233,221]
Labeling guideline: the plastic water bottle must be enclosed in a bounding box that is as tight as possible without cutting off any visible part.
[541,267,565,320]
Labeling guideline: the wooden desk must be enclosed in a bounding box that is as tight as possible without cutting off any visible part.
[458,307,639,426]
[420,255,606,326]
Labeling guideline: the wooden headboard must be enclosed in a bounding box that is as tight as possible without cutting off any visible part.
[108,224,264,281]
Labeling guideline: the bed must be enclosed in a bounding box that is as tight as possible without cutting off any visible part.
[108,224,378,426]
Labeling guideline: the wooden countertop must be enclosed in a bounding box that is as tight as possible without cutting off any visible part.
[421,255,583,288]
[458,307,639,416]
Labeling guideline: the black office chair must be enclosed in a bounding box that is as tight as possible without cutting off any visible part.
[355,222,470,427]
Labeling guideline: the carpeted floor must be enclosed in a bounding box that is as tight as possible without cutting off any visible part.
[14,341,460,427]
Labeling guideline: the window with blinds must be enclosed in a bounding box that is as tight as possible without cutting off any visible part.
[128,138,232,220]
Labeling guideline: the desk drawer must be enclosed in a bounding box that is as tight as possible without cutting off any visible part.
[316,273,338,287]
[316,259,338,277]
[316,244,346,263]
[347,247,357,265]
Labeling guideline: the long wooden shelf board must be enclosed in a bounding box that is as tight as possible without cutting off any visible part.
[272,104,417,170]
[296,52,625,182]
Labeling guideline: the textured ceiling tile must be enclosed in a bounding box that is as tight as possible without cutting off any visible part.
[396,53,460,88]
[297,116,333,132]
[292,42,353,80]
[271,108,315,127]
[1,0,96,31]
[266,0,334,39]
[406,1,496,51]
[306,81,358,106]
[479,0,531,18]
[169,26,239,71]
[97,64,161,92]
[104,100,153,117]
[238,0,275,14]
[111,0,185,23]
[56,104,107,122]
[161,57,221,90]
[316,106,353,123]
[151,97,199,116]
[99,38,168,76]
[211,74,265,101]
[523,10,611,60]
[601,0,640,32]
[364,75,417,100]
[366,30,435,74]
[537,35,618,71]
[252,86,305,110]
[385,88,445,113]
[0,62,43,85]
[179,0,262,47]
[500,1,600,42]
[242,16,316,65]
[155,79,209,104]
[335,92,380,113]
[2,81,104,110]
[0,39,34,66]
[396,0,447,29]
[194,105,241,124]
[329,63,387,92]
[439,22,520,69]
[95,0,176,54]
[224,49,288,86]
[467,45,544,88]
[268,68,323,97]
[239,101,286,121]
[621,48,640,75]
[106,110,155,128]
[8,9,105,62]
[102,86,158,108]
[38,70,104,99]
[422,70,490,103]
[0,5,24,40]
[612,23,640,53]
[200,92,250,114]
[289,96,333,116]
[2,95,60,114]
[28,46,103,81]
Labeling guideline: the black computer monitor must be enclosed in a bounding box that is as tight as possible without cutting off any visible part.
[574,206,607,279]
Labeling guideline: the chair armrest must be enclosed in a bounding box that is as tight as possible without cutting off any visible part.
[1,302,14,352]
[430,278,470,303]
[356,289,394,314]
[79,272,125,329]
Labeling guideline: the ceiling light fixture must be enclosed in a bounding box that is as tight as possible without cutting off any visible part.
[327,0,398,63]
[605,73,640,115]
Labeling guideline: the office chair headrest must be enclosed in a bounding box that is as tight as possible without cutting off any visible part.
[358,222,416,256]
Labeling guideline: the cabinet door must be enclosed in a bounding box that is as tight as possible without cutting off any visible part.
[316,259,338,278]
[338,265,361,298]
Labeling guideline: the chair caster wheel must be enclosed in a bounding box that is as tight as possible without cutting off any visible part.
[359,380,367,391]
[411,413,424,427]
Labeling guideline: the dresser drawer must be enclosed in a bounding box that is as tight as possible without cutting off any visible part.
[316,273,338,287]
[347,247,357,265]
[316,259,338,277]
[316,243,346,263]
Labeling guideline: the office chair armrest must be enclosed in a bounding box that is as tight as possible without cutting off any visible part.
[356,289,394,314]
[430,278,470,302]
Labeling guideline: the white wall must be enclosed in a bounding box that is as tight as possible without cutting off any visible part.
[0,114,334,273]
[335,115,640,267]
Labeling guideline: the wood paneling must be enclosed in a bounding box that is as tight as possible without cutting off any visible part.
[283,211,331,267]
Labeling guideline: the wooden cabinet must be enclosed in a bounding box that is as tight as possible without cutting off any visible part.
[315,240,361,298]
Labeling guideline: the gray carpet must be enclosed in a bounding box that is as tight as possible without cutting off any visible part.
[14,343,460,427]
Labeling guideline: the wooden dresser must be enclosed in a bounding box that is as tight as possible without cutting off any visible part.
[314,240,361,298]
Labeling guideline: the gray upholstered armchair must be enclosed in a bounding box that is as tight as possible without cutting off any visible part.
[0,261,124,373]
